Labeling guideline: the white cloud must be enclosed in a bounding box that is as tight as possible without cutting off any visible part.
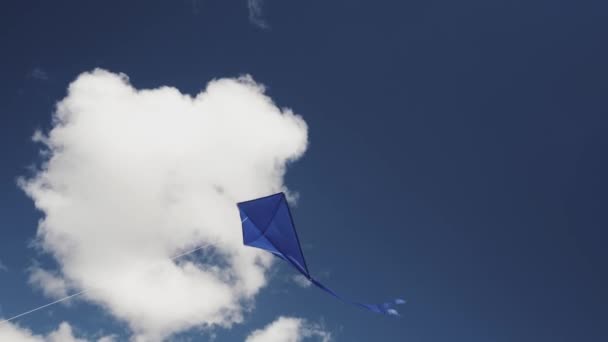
[28,267,69,298]
[0,322,41,342]
[0,321,111,342]
[291,275,311,288]
[96,337,116,342]
[46,322,87,342]
[245,316,331,342]
[0,260,7,272]
[19,69,308,341]
[248,0,269,29]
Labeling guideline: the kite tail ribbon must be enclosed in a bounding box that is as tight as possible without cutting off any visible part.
[309,277,406,316]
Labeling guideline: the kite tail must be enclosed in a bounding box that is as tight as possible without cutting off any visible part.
[309,277,406,316]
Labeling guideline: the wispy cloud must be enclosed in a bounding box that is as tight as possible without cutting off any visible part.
[28,267,70,299]
[187,0,202,15]
[248,0,269,29]
[292,274,312,288]
[28,67,49,81]
[0,260,7,272]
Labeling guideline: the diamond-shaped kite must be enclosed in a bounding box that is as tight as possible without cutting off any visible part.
[237,192,405,316]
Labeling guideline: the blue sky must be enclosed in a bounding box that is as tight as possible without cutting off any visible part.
[0,0,607,341]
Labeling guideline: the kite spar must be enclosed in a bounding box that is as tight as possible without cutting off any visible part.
[237,192,405,316]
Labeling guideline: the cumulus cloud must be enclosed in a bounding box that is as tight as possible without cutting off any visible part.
[245,316,331,342]
[248,0,269,29]
[19,69,308,341]
[45,323,87,342]
[0,321,111,342]
[0,322,41,342]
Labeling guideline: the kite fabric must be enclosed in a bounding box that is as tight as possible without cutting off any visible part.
[237,192,405,316]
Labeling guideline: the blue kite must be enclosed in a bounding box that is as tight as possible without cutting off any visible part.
[237,192,405,316]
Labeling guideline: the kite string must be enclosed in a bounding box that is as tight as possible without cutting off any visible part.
[0,291,86,325]
[0,242,215,326]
